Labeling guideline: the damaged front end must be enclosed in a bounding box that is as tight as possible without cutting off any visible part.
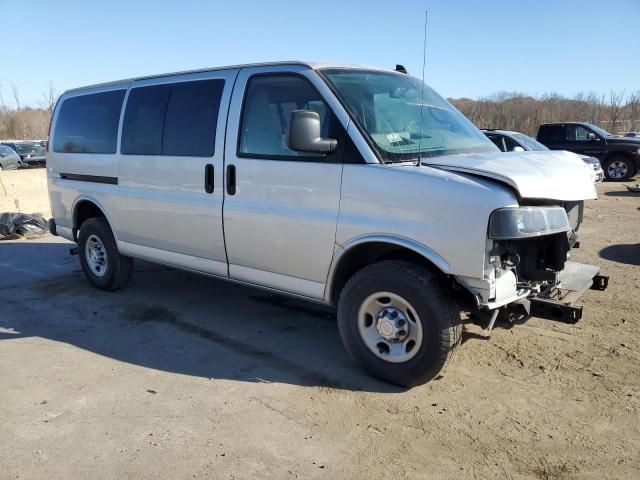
[459,200,608,335]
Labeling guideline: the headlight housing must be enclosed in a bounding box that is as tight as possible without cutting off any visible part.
[489,206,571,239]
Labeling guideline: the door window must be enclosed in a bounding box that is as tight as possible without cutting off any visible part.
[538,125,565,143]
[487,134,506,152]
[238,75,337,160]
[121,79,224,156]
[566,125,592,142]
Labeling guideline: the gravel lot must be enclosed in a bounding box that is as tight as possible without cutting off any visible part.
[1,169,639,479]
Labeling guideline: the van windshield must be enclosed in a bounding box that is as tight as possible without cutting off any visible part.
[321,69,497,163]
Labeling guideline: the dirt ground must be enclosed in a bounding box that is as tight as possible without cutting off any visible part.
[1,169,639,479]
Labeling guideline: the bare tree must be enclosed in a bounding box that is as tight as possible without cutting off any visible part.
[451,89,639,137]
[39,82,58,115]
[608,89,625,133]
[627,90,640,131]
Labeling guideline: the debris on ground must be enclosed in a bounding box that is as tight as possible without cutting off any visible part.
[0,212,48,240]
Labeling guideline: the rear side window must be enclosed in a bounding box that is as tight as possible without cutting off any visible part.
[121,85,170,155]
[121,79,224,157]
[538,125,565,143]
[53,90,125,154]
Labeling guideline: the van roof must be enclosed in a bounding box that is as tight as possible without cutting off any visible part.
[63,61,390,95]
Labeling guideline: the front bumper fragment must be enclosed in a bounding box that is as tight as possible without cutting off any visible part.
[526,261,608,323]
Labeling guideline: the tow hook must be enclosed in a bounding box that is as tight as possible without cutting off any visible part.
[69,246,79,256]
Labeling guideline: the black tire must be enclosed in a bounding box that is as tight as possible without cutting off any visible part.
[337,260,461,387]
[604,156,636,181]
[78,217,133,291]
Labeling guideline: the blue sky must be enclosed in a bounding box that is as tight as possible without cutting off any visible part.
[2,0,639,108]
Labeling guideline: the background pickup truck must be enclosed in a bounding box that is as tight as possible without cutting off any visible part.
[537,122,640,181]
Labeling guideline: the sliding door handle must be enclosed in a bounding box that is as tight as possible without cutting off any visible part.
[204,164,214,193]
[226,164,236,195]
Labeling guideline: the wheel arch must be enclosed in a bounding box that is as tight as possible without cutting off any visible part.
[71,196,115,242]
[604,151,637,171]
[325,235,451,305]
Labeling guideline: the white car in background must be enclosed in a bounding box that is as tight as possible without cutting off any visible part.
[482,129,604,183]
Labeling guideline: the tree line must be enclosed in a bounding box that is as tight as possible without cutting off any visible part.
[450,90,640,137]
[0,83,56,140]
[2,82,639,141]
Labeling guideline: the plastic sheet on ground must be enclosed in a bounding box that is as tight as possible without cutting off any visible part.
[0,212,48,240]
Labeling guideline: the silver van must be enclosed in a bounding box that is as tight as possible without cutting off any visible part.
[47,62,607,386]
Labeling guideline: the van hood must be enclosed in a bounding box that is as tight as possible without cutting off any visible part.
[416,150,597,201]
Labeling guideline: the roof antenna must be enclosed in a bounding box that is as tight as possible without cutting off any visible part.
[416,10,428,167]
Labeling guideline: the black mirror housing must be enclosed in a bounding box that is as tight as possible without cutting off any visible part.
[288,110,337,154]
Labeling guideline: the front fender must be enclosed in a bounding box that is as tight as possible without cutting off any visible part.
[324,234,451,303]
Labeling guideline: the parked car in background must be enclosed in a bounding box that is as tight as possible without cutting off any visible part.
[536,122,640,181]
[624,132,640,138]
[0,145,22,170]
[0,141,46,167]
[482,129,604,183]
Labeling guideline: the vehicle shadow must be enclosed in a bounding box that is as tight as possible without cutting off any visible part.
[599,243,640,266]
[603,190,640,198]
[0,240,401,393]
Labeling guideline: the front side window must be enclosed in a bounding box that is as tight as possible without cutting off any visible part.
[322,69,497,162]
[121,79,224,156]
[487,134,507,152]
[239,74,337,159]
[566,125,593,142]
[53,90,126,154]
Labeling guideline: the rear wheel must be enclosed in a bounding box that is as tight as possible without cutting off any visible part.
[337,260,461,387]
[78,217,133,290]
[604,156,635,181]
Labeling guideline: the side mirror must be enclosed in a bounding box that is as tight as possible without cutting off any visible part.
[587,132,596,141]
[512,146,525,152]
[288,110,337,154]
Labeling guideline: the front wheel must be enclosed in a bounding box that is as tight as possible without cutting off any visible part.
[337,260,461,387]
[78,217,133,291]
[604,156,635,181]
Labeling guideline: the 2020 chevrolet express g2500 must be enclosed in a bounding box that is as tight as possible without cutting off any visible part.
[47,62,608,386]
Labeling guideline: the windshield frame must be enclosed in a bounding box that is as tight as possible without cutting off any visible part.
[318,68,497,163]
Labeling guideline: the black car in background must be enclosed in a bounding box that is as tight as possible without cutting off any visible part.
[537,122,640,181]
[0,141,46,167]
[481,129,604,183]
